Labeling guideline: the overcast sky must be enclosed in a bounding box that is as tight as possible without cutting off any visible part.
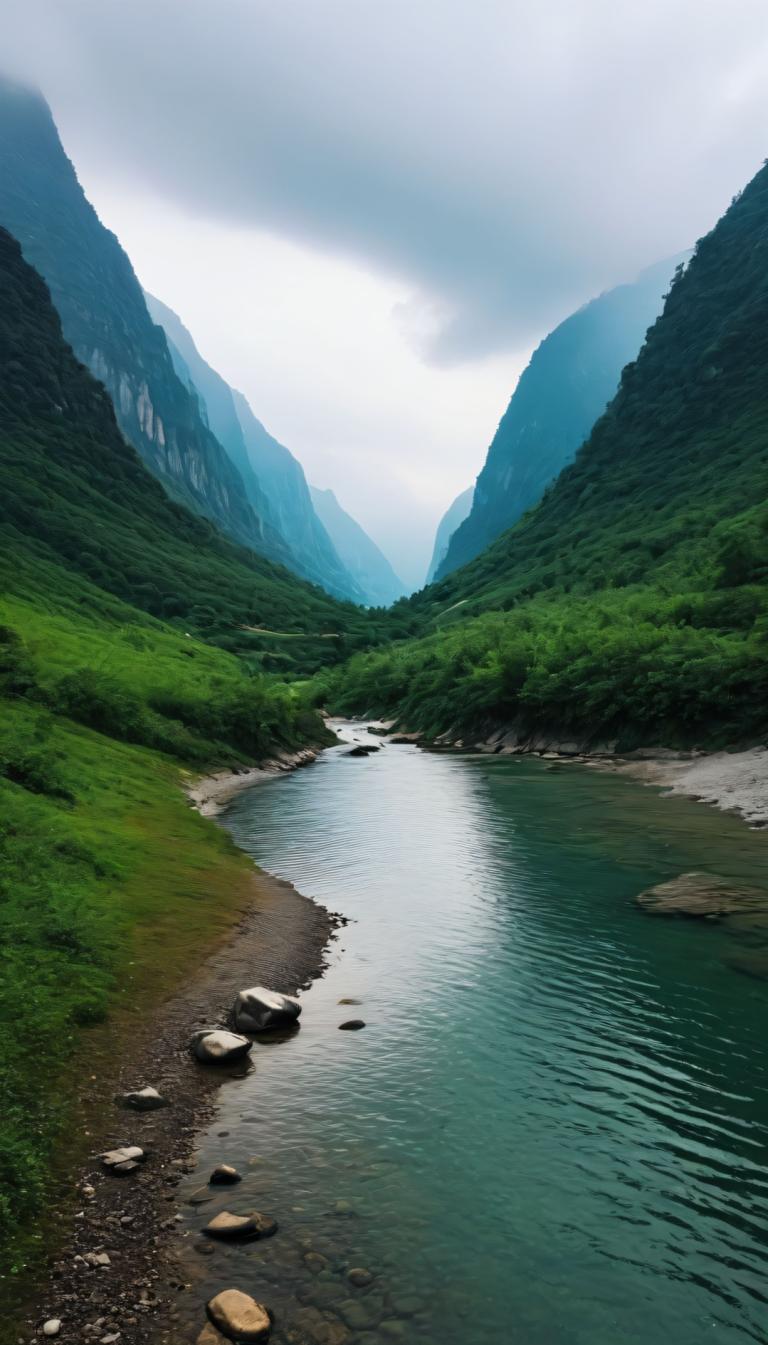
[4,1,768,586]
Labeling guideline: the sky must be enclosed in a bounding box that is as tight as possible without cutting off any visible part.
[4,0,768,586]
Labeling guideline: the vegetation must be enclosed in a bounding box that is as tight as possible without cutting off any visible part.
[326,163,768,746]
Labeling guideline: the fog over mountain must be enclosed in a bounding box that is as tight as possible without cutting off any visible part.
[3,0,768,566]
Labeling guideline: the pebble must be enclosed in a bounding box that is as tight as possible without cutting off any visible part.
[347,1267,373,1287]
[42,1321,61,1337]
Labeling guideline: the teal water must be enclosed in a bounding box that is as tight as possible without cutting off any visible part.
[176,727,768,1345]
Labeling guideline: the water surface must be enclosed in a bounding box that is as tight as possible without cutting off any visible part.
[177,727,768,1345]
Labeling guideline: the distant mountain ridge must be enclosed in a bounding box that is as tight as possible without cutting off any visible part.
[426,487,473,584]
[0,76,289,566]
[438,256,681,578]
[309,487,406,607]
[145,293,365,603]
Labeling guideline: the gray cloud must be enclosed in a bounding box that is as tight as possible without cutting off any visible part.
[4,0,768,362]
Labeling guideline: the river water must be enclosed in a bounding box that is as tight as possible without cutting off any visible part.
[176,725,768,1345]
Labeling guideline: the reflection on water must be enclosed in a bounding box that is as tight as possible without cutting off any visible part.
[173,726,768,1345]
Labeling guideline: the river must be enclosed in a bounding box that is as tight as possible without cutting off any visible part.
[176,724,768,1345]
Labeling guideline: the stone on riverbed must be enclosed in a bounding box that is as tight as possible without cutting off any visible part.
[118,1086,168,1111]
[42,1321,61,1337]
[203,1210,277,1241]
[635,872,768,920]
[206,1290,272,1342]
[210,1163,242,1185]
[347,1267,373,1287]
[190,1029,252,1064]
[102,1146,144,1172]
[232,986,301,1033]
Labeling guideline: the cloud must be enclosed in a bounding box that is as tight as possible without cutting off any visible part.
[4,0,768,362]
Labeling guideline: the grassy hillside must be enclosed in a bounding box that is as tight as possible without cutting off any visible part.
[324,165,768,746]
[0,224,362,1280]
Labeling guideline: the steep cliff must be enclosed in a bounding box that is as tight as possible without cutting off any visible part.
[0,76,289,563]
[144,292,365,602]
[438,257,679,578]
[309,487,406,607]
[426,487,473,583]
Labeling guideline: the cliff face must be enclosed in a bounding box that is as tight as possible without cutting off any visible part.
[438,257,680,578]
[142,290,364,601]
[309,486,406,607]
[426,487,473,583]
[0,77,289,564]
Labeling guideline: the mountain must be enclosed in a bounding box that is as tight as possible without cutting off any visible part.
[328,162,768,745]
[426,487,473,583]
[309,486,406,608]
[0,225,372,671]
[145,294,364,603]
[0,76,290,564]
[438,257,680,578]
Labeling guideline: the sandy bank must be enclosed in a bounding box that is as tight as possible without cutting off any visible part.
[593,746,768,828]
[186,747,318,817]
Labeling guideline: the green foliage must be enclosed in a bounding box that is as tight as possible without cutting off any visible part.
[328,163,768,747]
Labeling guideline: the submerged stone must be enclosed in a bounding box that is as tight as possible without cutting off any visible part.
[339,1019,366,1031]
[635,872,768,919]
[203,1210,278,1241]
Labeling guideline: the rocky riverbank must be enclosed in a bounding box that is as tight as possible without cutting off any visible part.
[397,723,768,829]
[185,749,320,818]
[15,790,339,1345]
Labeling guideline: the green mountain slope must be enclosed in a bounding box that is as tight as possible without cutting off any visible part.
[0,76,291,564]
[325,164,768,745]
[309,485,406,607]
[0,220,377,1276]
[438,257,679,578]
[144,292,365,603]
[426,486,473,583]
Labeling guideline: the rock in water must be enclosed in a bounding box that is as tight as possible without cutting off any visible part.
[346,746,372,757]
[119,1086,168,1111]
[204,1210,277,1241]
[232,986,301,1033]
[207,1290,272,1342]
[102,1145,144,1172]
[347,1267,373,1287]
[635,872,768,920]
[210,1163,242,1185]
[190,1029,253,1064]
[339,1020,366,1031]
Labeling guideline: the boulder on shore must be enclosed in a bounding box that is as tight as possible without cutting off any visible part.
[207,1290,272,1343]
[190,1029,252,1065]
[232,986,301,1034]
[635,872,768,920]
[119,1086,168,1111]
[102,1145,144,1173]
[204,1210,278,1241]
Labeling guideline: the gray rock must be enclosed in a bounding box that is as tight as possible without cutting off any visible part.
[338,1020,365,1031]
[102,1147,143,1171]
[190,1029,252,1065]
[635,872,768,920]
[42,1322,61,1337]
[233,985,301,1033]
[118,1086,168,1112]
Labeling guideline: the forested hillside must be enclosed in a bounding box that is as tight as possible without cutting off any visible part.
[0,222,377,1265]
[324,165,768,745]
[439,258,677,577]
[0,77,290,564]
